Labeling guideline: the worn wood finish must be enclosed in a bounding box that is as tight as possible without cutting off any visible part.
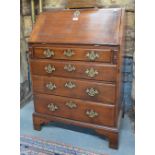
[29,8,125,149]
[29,43,119,50]
[33,47,113,63]
[34,93,115,127]
[29,8,122,45]
[30,59,116,81]
[95,128,119,149]
[33,112,120,149]
[32,75,116,104]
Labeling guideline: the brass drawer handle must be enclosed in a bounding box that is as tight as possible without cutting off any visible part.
[86,109,98,118]
[86,51,99,61]
[86,88,99,97]
[65,81,76,89]
[43,49,54,58]
[48,103,58,112]
[65,101,77,109]
[45,64,55,74]
[64,49,74,57]
[85,68,98,78]
[64,64,76,72]
[46,82,56,91]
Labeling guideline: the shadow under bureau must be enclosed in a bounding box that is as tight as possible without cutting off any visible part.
[28,8,125,149]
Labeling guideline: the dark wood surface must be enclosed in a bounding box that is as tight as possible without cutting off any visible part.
[29,8,122,45]
[30,59,117,81]
[32,75,116,104]
[33,47,113,63]
[33,111,121,149]
[34,93,115,127]
[28,8,125,149]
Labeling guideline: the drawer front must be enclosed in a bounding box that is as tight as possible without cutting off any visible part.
[34,94,115,127]
[33,47,113,63]
[32,76,116,104]
[30,60,116,82]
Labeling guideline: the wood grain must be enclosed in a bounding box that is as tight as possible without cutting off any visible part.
[33,112,120,149]
[29,8,125,149]
[30,59,117,81]
[32,75,116,104]
[34,93,115,127]
[29,8,122,45]
[33,47,113,63]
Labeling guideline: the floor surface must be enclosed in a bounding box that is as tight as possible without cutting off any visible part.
[20,101,135,155]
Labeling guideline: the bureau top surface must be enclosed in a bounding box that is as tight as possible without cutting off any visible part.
[29,8,124,45]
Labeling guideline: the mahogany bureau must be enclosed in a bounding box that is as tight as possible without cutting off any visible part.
[28,8,125,149]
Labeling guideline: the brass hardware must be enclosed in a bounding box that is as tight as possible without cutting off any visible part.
[64,64,76,72]
[73,10,80,20]
[86,110,98,118]
[65,101,77,109]
[43,49,54,58]
[31,0,35,24]
[73,10,80,17]
[64,49,74,57]
[46,82,56,91]
[86,51,99,61]
[48,103,58,112]
[45,64,55,74]
[85,68,98,78]
[86,88,99,97]
[65,81,76,89]
[39,0,43,13]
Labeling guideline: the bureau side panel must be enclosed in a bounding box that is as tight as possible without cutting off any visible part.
[115,9,126,125]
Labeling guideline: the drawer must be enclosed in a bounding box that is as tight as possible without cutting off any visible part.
[32,75,116,104]
[34,94,116,127]
[32,47,113,63]
[30,59,116,82]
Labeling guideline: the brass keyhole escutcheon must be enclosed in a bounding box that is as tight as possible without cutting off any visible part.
[64,49,74,57]
[48,103,58,112]
[44,64,55,74]
[46,82,56,91]
[65,81,76,89]
[85,68,98,78]
[86,109,98,118]
[86,51,99,61]
[86,88,99,97]
[64,64,76,72]
[65,101,77,109]
[43,49,54,58]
